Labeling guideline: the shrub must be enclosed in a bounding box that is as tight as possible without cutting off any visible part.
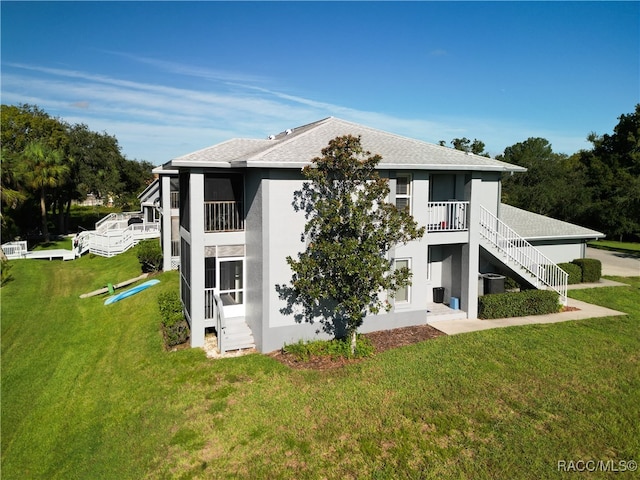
[283,335,374,361]
[558,262,582,285]
[504,276,521,291]
[1,259,13,287]
[571,258,602,283]
[479,289,560,319]
[136,239,163,273]
[158,291,189,347]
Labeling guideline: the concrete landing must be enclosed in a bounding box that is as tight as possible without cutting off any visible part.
[432,297,626,336]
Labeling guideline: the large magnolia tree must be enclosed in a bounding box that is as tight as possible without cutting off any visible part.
[277,135,425,354]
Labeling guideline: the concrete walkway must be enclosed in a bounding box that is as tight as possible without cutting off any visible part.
[434,279,628,336]
[587,247,640,277]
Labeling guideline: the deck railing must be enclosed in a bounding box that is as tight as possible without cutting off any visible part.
[204,201,244,232]
[1,241,28,259]
[426,201,469,232]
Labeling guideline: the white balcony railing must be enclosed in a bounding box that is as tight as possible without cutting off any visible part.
[170,191,179,209]
[427,201,469,232]
[204,201,244,232]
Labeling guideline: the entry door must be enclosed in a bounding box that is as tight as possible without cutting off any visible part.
[218,258,244,318]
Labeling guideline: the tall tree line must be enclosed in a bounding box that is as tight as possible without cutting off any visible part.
[1,104,155,242]
[445,105,640,241]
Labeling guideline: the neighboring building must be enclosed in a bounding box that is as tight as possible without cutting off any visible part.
[154,117,603,353]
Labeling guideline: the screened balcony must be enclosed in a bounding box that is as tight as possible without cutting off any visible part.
[204,173,244,233]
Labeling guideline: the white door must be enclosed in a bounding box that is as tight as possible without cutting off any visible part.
[218,257,244,318]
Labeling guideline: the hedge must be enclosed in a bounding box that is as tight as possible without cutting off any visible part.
[136,239,163,273]
[557,262,583,285]
[479,289,561,319]
[571,258,602,283]
[158,291,189,347]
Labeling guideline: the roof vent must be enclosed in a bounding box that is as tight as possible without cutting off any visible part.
[268,135,275,140]
[285,128,292,135]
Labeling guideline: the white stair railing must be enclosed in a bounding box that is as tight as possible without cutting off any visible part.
[204,290,228,354]
[479,206,568,304]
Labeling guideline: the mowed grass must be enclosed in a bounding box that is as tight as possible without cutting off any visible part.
[2,250,639,479]
[588,240,640,254]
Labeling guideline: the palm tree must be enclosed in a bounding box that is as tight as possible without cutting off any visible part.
[19,141,69,243]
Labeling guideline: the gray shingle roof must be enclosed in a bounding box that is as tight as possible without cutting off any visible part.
[170,117,526,172]
[499,203,604,240]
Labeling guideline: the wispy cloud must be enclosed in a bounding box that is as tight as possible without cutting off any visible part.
[4,60,578,163]
[101,51,270,85]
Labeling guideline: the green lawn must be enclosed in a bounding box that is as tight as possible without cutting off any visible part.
[588,240,640,254]
[2,249,639,479]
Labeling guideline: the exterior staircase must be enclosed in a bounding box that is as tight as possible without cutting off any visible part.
[208,292,255,354]
[479,206,568,304]
[220,317,256,353]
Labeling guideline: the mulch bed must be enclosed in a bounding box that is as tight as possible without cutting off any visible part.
[269,324,446,370]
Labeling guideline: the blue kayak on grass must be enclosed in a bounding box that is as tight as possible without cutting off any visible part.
[104,279,160,305]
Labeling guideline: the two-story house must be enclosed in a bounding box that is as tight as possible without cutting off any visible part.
[154,117,603,353]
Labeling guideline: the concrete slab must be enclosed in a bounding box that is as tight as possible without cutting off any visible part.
[587,247,640,277]
[433,297,627,335]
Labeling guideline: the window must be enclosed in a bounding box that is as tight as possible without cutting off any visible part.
[395,174,412,212]
[394,259,410,303]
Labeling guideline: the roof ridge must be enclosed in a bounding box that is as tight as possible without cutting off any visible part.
[247,117,334,161]
[326,117,501,161]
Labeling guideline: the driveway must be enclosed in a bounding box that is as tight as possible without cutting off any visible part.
[586,247,640,277]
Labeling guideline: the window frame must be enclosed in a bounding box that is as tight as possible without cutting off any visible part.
[395,173,412,213]
[394,258,411,304]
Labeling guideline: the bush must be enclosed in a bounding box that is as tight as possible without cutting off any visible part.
[571,258,602,283]
[504,276,521,291]
[1,259,13,287]
[558,262,583,285]
[283,335,374,361]
[136,239,163,273]
[158,291,189,347]
[479,289,561,319]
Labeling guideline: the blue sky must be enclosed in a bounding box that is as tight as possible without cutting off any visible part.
[2,1,638,165]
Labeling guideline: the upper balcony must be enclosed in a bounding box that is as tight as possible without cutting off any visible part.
[205,200,244,232]
[204,173,244,233]
[426,201,469,232]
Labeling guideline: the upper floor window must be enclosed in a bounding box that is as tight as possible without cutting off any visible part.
[395,174,412,212]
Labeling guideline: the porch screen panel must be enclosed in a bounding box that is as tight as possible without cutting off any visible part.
[204,174,243,202]
[179,171,190,231]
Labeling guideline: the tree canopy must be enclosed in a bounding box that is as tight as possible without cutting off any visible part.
[1,104,155,241]
[499,105,640,241]
[277,135,425,353]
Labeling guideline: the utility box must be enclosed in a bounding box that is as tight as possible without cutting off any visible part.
[483,274,505,295]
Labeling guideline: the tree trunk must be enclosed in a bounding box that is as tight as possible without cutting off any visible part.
[57,198,65,234]
[40,189,49,243]
[350,329,357,357]
[64,197,72,233]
